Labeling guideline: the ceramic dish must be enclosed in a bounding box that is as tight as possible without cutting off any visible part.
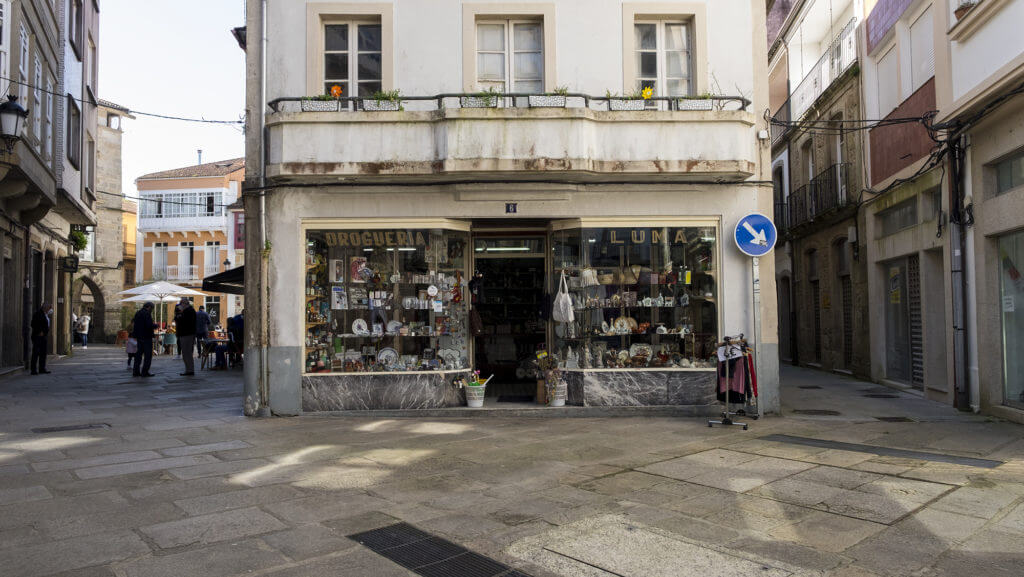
[438,348,459,368]
[614,317,630,332]
[629,343,653,360]
[377,348,399,366]
[601,321,610,334]
[401,296,415,310]
[352,319,369,334]
[386,320,403,334]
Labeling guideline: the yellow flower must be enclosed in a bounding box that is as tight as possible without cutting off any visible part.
[641,86,653,100]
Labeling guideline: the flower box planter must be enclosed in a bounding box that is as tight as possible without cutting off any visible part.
[528,95,567,108]
[677,98,714,111]
[608,99,645,111]
[460,96,499,108]
[363,99,401,111]
[300,99,340,112]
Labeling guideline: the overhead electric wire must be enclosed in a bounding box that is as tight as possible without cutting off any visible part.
[96,189,237,210]
[0,75,244,125]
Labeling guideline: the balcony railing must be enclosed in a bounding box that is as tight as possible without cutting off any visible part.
[151,268,167,281]
[204,264,221,277]
[788,163,854,229]
[265,91,759,183]
[167,264,199,281]
[790,18,858,121]
[774,201,790,235]
[771,99,791,147]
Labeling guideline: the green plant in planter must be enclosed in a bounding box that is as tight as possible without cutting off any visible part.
[548,85,569,96]
[472,86,502,107]
[68,230,88,252]
[370,89,404,110]
[302,94,337,101]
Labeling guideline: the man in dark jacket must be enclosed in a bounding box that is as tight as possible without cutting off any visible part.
[177,297,197,376]
[30,303,52,375]
[131,302,156,377]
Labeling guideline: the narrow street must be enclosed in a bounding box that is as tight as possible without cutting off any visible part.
[0,345,1021,576]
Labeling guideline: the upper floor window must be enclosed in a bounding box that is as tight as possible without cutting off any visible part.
[476,20,543,93]
[107,113,120,129]
[322,21,381,97]
[66,96,81,168]
[876,46,899,118]
[908,6,934,93]
[32,56,41,146]
[70,0,83,58]
[44,78,52,160]
[0,1,8,81]
[996,150,1024,196]
[878,197,918,237]
[634,21,692,97]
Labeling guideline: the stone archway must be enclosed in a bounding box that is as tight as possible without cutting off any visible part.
[72,275,106,343]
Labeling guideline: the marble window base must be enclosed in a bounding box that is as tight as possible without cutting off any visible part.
[302,369,717,411]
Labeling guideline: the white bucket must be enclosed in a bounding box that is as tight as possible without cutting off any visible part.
[465,385,486,408]
[549,381,567,407]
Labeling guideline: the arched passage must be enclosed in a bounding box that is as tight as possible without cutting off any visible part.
[72,275,106,343]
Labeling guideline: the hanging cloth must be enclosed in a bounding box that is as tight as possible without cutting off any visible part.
[744,348,758,397]
[717,354,747,404]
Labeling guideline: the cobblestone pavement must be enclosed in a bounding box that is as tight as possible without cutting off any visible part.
[1,345,1023,577]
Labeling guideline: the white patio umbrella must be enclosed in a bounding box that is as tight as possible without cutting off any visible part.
[117,282,206,327]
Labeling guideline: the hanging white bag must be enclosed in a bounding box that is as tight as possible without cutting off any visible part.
[552,272,575,324]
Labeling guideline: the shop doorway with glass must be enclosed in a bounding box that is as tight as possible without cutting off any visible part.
[472,235,547,401]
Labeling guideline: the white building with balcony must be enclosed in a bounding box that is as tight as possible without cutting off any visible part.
[243,0,776,416]
[135,158,245,326]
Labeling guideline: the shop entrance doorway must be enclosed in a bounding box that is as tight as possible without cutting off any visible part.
[472,235,547,401]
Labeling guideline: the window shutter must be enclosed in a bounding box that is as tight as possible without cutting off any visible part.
[909,7,934,93]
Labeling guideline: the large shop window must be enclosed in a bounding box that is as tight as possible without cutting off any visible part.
[551,223,718,370]
[304,226,469,374]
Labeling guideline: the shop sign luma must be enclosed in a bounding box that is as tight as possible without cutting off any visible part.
[592,228,699,245]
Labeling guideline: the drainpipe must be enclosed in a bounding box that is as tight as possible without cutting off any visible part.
[258,0,271,416]
[962,144,980,412]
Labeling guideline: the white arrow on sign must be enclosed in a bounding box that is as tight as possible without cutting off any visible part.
[742,221,768,247]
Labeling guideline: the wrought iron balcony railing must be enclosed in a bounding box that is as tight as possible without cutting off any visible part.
[788,162,854,230]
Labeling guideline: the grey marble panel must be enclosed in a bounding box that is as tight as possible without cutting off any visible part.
[582,371,668,406]
[564,371,585,406]
[665,371,717,405]
[302,371,470,411]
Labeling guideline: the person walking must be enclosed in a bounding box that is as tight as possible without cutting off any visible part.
[125,320,136,370]
[30,303,52,375]
[131,303,156,377]
[195,305,211,357]
[76,313,91,349]
[177,298,197,376]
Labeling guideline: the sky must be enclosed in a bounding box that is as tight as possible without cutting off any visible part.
[99,0,246,198]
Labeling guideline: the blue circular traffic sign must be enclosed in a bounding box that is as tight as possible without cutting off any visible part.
[734,213,777,257]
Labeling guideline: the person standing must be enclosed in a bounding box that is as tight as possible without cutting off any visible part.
[76,313,91,349]
[195,305,211,357]
[131,303,156,377]
[30,303,52,375]
[71,311,78,347]
[177,297,197,376]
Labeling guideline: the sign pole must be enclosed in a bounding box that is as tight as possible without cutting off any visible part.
[752,256,762,419]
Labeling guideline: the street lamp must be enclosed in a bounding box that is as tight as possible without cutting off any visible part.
[223,258,231,270]
[0,95,29,153]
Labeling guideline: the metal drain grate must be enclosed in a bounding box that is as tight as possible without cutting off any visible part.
[348,523,528,577]
[791,409,841,416]
[875,416,914,422]
[863,394,899,399]
[798,385,823,389]
[32,423,110,433]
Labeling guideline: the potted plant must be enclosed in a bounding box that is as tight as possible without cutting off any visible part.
[677,92,715,111]
[461,87,501,108]
[68,230,88,252]
[545,368,567,407]
[529,86,569,108]
[301,94,340,112]
[364,89,403,111]
[607,86,652,111]
[954,0,977,20]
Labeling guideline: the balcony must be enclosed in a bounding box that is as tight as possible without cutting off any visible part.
[204,264,221,278]
[265,92,757,184]
[790,18,857,121]
[166,265,199,282]
[138,215,226,233]
[787,163,854,231]
[151,268,168,281]
[770,99,791,148]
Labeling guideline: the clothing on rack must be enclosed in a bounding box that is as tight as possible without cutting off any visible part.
[717,355,748,403]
